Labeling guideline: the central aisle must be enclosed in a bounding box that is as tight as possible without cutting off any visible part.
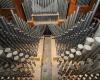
[41,37,52,80]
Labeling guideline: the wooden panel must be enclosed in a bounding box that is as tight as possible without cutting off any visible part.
[68,0,96,15]
[12,0,26,20]
[89,0,96,9]
[0,9,15,20]
[68,0,77,15]
[0,0,26,21]
[79,5,90,13]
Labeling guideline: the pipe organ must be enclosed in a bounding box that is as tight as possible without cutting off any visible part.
[0,0,100,80]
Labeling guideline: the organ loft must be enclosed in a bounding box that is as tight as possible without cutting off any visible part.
[0,0,100,80]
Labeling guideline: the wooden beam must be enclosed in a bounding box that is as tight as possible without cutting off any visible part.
[32,13,59,17]
[27,19,64,26]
